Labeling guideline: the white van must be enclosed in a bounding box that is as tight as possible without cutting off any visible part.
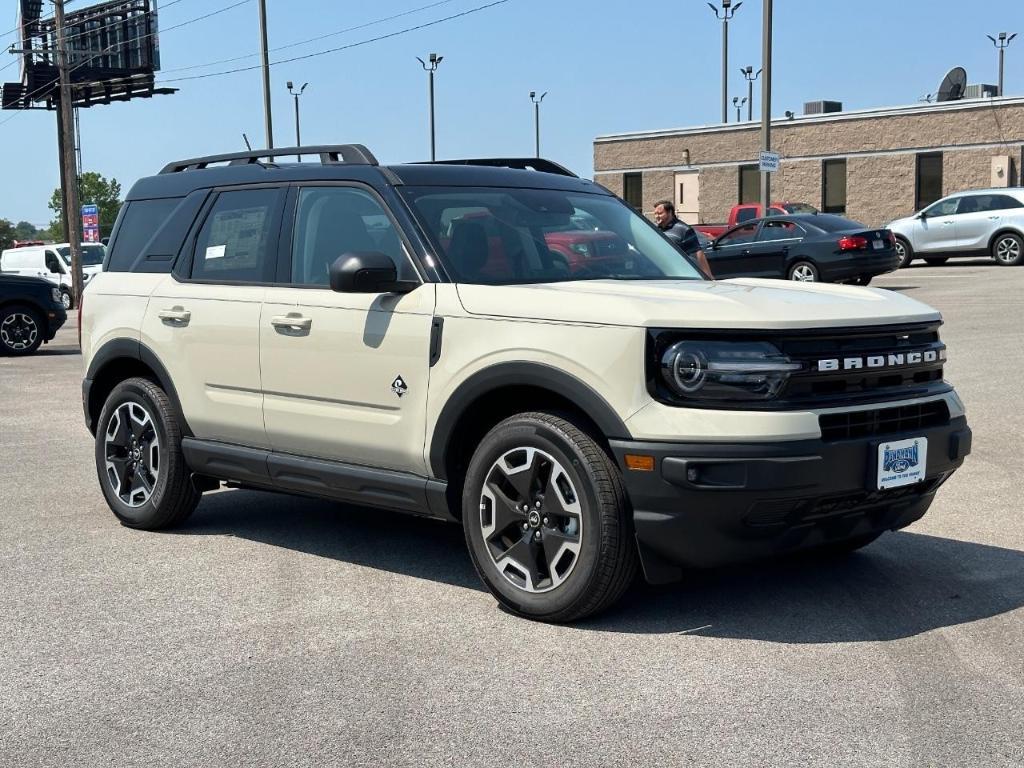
[0,243,105,308]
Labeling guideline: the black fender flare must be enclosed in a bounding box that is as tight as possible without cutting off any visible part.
[428,361,631,479]
[84,338,191,436]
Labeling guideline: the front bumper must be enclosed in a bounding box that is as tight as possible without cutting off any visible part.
[611,415,971,582]
[44,305,67,341]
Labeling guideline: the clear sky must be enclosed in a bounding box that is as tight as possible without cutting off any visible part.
[1,0,1021,226]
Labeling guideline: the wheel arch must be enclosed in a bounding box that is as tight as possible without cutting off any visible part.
[987,227,1024,254]
[84,338,190,437]
[428,363,631,515]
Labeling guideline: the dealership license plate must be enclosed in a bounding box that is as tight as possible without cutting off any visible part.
[873,239,885,249]
[877,437,927,490]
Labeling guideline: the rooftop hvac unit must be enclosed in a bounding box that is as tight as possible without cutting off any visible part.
[965,83,999,99]
[804,100,843,115]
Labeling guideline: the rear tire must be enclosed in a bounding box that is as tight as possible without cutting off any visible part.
[60,289,72,310]
[788,261,819,282]
[0,304,44,356]
[992,233,1024,266]
[924,256,949,266]
[95,377,200,530]
[462,412,638,623]
[894,237,914,268]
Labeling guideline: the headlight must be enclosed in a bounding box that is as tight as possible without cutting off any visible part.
[660,340,802,402]
[51,287,62,304]
[569,243,590,256]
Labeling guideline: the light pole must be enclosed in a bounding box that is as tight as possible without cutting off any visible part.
[732,96,747,123]
[987,32,1017,96]
[759,0,773,211]
[708,0,742,123]
[287,81,308,158]
[741,65,761,121]
[258,0,273,151]
[416,53,443,161]
[530,91,547,158]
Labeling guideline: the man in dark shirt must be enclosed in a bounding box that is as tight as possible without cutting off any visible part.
[653,200,713,277]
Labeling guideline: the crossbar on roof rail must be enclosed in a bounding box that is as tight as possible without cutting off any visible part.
[160,144,378,174]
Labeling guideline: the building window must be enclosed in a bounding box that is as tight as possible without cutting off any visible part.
[623,173,643,211]
[738,164,759,204]
[822,159,847,214]
[915,153,943,212]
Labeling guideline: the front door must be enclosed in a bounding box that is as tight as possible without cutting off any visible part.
[674,171,700,226]
[706,222,760,277]
[142,186,286,449]
[260,184,436,475]
[748,219,803,277]
[913,197,960,253]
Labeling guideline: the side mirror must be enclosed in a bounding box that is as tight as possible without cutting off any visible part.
[916,211,927,220]
[329,251,417,294]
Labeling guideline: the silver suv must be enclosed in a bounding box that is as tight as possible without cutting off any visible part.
[887,188,1024,267]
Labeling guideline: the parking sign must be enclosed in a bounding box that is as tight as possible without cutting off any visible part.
[758,151,780,173]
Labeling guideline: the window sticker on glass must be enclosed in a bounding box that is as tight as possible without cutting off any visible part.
[206,245,227,260]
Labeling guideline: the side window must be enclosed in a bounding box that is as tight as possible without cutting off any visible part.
[107,198,181,272]
[735,206,757,224]
[192,188,281,283]
[985,195,1024,212]
[44,251,64,273]
[290,186,414,286]
[956,196,983,214]
[759,220,801,241]
[925,198,959,217]
[717,223,759,246]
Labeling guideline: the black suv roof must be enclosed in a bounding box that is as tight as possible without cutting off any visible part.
[127,145,608,201]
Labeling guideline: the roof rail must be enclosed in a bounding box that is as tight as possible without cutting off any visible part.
[425,158,578,177]
[159,144,378,174]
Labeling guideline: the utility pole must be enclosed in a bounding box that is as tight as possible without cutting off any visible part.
[287,81,308,158]
[417,53,443,160]
[987,32,1017,96]
[53,0,83,307]
[258,0,274,150]
[708,0,742,123]
[741,65,761,121]
[759,0,773,211]
[530,91,546,158]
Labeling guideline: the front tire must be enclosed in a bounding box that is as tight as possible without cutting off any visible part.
[992,233,1024,266]
[462,412,638,622]
[0,304,44,356]
[95,377,200,530]
[894,237,914,268]
[60,289,72,310]
[788,261,819,282]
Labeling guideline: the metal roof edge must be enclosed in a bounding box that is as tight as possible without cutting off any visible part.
[594,96,1024,143]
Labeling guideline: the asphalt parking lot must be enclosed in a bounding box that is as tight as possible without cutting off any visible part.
[1,260,1022,768]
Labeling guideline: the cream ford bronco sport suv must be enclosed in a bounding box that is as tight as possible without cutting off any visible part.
[81,146,972,622]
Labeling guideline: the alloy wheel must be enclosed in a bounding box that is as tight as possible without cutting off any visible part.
[104,402,161,508]
[478,446,583,594]
[0,313,39,351]
[994,237,1021,265]
[790,264,817,282]
[60,291,72,310]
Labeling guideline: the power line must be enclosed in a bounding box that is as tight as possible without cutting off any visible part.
[156,0,511,84]
[0,0,250,127]
[159,0,459,75]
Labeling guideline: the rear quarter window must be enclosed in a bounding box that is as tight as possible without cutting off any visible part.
[106,198,183,272]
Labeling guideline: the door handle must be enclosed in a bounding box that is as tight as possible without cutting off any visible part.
[988,216,1000,220]
[942,220,954,225]
[158,307,191,326]
[271,314,312,333]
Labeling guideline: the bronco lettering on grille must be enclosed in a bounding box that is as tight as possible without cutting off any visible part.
[817,349,945,372]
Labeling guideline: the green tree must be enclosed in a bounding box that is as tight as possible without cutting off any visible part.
[48,172,123,240]
[13,221,40,241]
[0,218,14,250]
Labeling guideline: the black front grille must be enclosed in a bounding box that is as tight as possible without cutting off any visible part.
[819,399,950,442]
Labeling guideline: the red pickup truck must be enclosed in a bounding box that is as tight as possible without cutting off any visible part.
[696,202,818,239]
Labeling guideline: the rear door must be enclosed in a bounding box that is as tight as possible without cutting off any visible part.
[955,193,1024,251]
[142,185,285,448]
[913,197,960,253]
[260,183,435,474]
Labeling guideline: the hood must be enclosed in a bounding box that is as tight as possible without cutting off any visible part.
[455,278,941,330]
[0,273,54,288]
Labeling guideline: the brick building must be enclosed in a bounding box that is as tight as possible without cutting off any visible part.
[593,96,1024,228]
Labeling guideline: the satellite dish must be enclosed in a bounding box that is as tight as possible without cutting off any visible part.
[936,67,968,102]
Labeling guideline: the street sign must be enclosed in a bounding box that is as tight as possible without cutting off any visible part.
[759,151,781,173]
[81,204,100,243]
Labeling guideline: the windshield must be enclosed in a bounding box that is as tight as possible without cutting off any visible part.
[57,244,106,266]
[400,186,704,284]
